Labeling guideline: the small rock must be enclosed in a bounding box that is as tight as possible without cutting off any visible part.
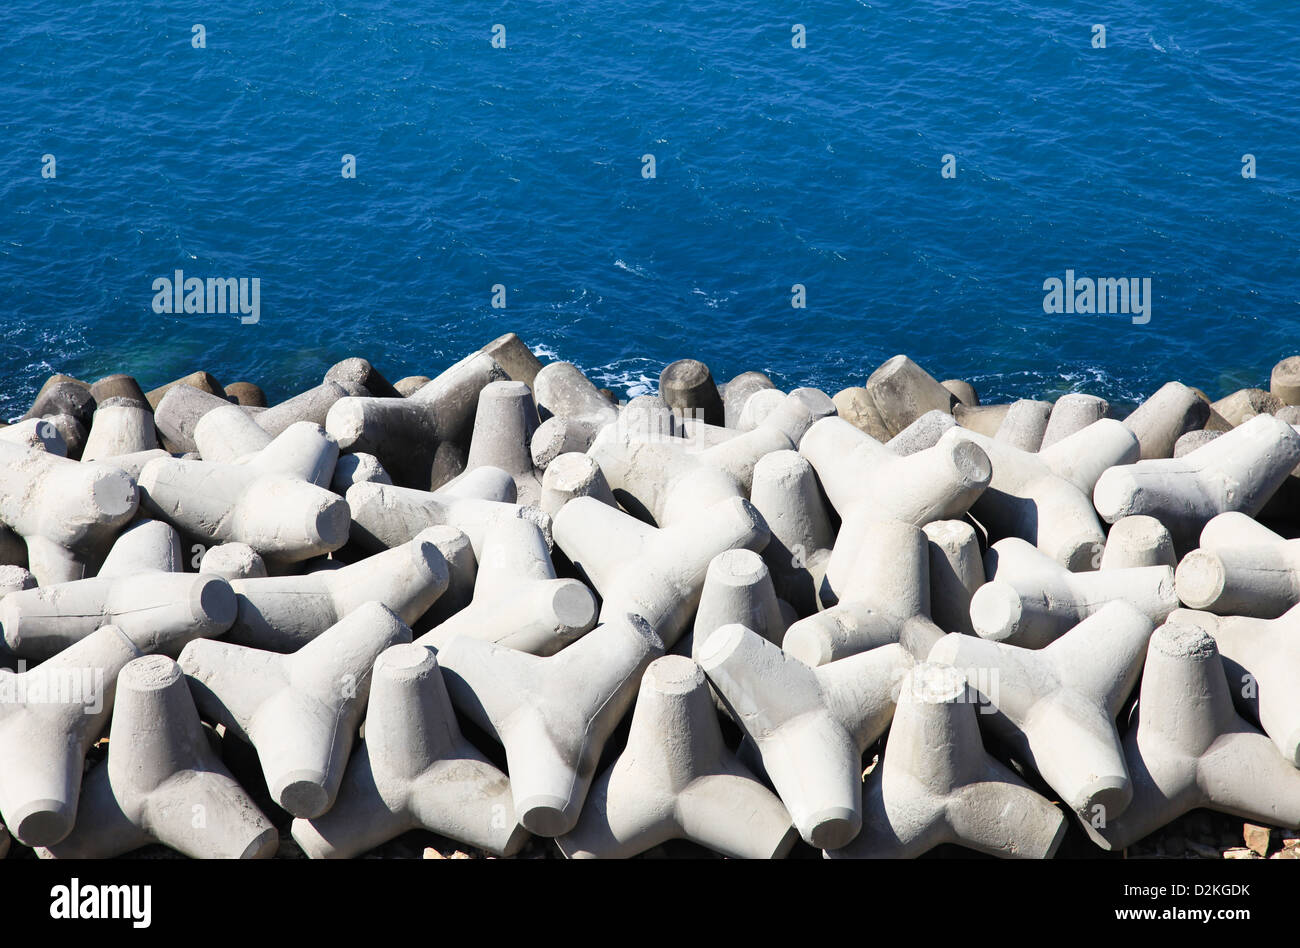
[423,848,445,860]
[1270,849,1299,860]
[1243,823,1272,857]
[1187,840,1221,859]
[1222,847,1259,860]
[450,851,472,860]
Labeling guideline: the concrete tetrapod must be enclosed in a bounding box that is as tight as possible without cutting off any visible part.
[192,403,274,462]
[784,519,944,666]
[180,602,412,818]
[449,380,543,506]
[1041,394,1110,449]
[0,625,139,847]
[345,469,550,559]
[529,362,619,468]
[553,495,769,648]
[538,452,617,518]
[825,662,1067,859]
[325,350,507,488]
[436,613,664,837]
[1093,413,1300,554]
[660,358,726,427]
[415,516,596,656]
[1171,606,1300,766]
[1174,512,1300,618]
[0,441,138,585]
[138,448,349,570]
[994,399,1053,453]
[865,355,956,436]
[224,528,450,651]
[749,449,834,617]
[928,601,1155,821]
[290,643,528,858]
[1122,381,1212,460]
[1080,621,1300,851]
[970,537,1176,649]
[588,390,819,526]
[940,419,1139,569]
[699,623,913,849]
[1099,515,1176,570]
[39,654,278,859]
[923,520,985,638]
[798,416,991,529]
[0,520,237,661]
[686,549,788,662]
[82,382,159,462]
[556,655,798,859]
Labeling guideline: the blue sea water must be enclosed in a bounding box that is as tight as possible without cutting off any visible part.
[1,1,1298,420]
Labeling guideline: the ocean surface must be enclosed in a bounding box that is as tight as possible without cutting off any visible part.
[2,1,1298,420]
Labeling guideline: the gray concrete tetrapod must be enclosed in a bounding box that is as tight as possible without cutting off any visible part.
[254,380,357,438]
[0,519,236,661]
[1212,387,1281,427]
[1041,394,1110,449]
[799,416,991,530]
[290,643,528,858]
[82,399,159,461]
[193,403,274,462]
[480,331,544,387]
[1080,621,1300,851]
[722,371,776,428]
[0,441,138,585]
[865,355,956,436]
[1094,413,1300,554]
[415,516,596,655]
[785,519,943,666]
[941,379,978,407]
[138,450,348,569]
[832,386,891,442]
[224,527,450,651]
[453,380,543,506]
[0,417,67,455]
[557,655,797,859]
[39,654,278,859]
[970,537,1177,649]
[1174,511,1300,618]
[994,399,1053,453]
[538,451,617,518]
[825,662,1067,859]
[1171,606,1300,766]
[436,613,664,836]
[749,449,834,617]
[923,519,985,638]
[153,384,231,454]
[180,601,412,817]
[699,623,913,848]
[0,625,139,846]
[887,409,956,456]
[1122,381,1212,460]
[325,357,401,400]
[589,391,818,526]
[345,471,550,559]
[940,418,1139,569]
[199,542,268,581]
[553,495,769,648]
[686,549,788,662]
[660,358,725,427]
[928,600,1154,821]
[330,451,391,493]
[325,350,507,488]
[530,362,619,468]
[143,370,223,410]
[1099,515,1176,570]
